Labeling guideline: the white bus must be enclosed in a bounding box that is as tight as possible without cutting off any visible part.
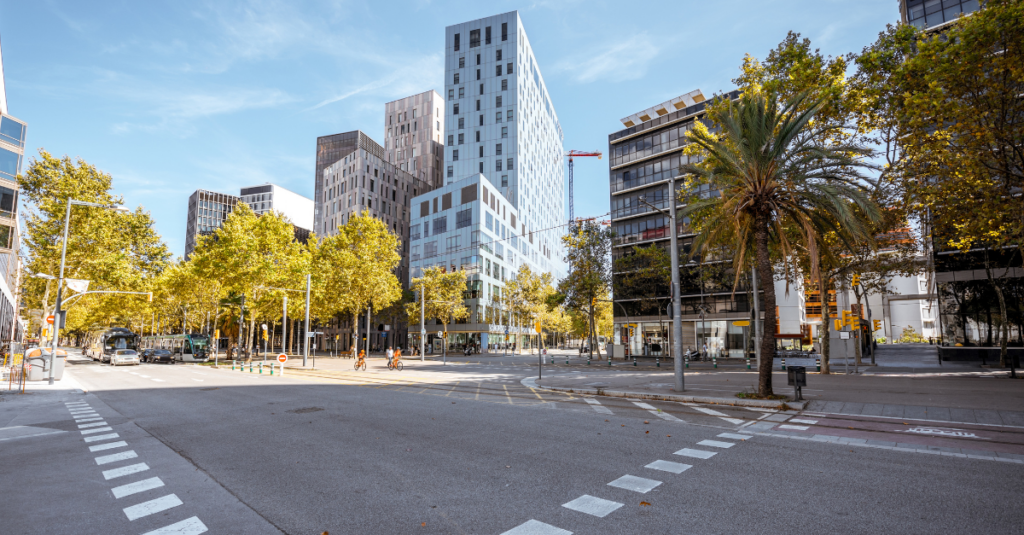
[142,334,211,363]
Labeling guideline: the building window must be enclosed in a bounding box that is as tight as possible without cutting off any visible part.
[448,89,454,100]
[476,100,481,111]
[502,22,508,41]
[425,241,437,258]
[479,115,484,126]
[459,87,465,98]
[458,117,465,129]
[454,103,459,114]
[507,109,513,120]
[501,126,508,138]
[471,230,480,247]
[496,49,502,61]
[447,235,461,252]
[485,26,491,44]
[470,29,480,48]
[459,56,465,68]
[476,54,481,65]
[411,245,420,261]
[496,160,502,172]
[476,69,481,81]
[433,216,448,234]
[501,79,508,91]
[453,150,459,161]
[411,224,421,240]
[496,143,502,155]
[454,33,460,51]
[478,146,483,157]
[501,175,508,187]
[496,65,502,77]
[507,63,513,74]
[507,158,513,170]
[486,212,494,231]
[479,162,484,173]
[479,84,484,95]
[496,112,502,123]
[475,131,481,142]
[454,73,460,84]
[496,96,502,107]
[448,135,453,146]
[455,209,472,230]
[447,166,453,178]
[458,133,464,144]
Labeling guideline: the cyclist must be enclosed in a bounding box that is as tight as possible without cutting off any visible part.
[391,348,402,370]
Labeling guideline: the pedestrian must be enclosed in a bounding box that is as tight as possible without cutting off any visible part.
[386,346,394,366]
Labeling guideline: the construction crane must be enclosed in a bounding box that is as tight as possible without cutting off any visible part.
[565,150,602,229]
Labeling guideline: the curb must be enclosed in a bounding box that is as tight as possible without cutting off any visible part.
[521,377,805,410]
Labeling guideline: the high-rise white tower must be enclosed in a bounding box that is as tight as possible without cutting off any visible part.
[443,11,564,274]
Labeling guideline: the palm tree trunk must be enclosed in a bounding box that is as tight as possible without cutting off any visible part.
[853,286,864,367]
[819,266,831,375]
[754,219,776,396]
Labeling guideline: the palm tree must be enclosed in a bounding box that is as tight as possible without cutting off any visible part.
[680,91,880,396]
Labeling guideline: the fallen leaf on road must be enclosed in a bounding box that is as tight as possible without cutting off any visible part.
[422,522,426,526]
[644,420,649,424]
[646,431,649,434]
[667,435,671,437]
[605,420,609,422]
[640,501,651,506]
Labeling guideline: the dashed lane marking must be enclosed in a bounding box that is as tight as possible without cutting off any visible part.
[123,494,183,521]
[718,433,754,441]
[674,448,717,459]
[141,516,209,535]
[583,397,613,415]
[79,422,109,429]
[562,495,623,518]
[81,427,114,435]
[501,519,572,535]
[778,424,810,431]
[89,441,128,452]
[84,433,120,443]
[607,474,662,494]
[96,450,139,465]
[103,463,150,480]
[152,378,166,382]
[697,440,735,449]
[789,418,819,425]
[686,405,745,425]
[633,402,684,422]
[645,460,692,474]
[75,417,104,423]
[192,379,203,382]
[112,477,165,499]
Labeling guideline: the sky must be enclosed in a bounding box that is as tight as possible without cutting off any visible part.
[1,0,900,258]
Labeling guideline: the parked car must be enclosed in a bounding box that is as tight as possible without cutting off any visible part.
[142,348,174,364]
[110,349,140,366]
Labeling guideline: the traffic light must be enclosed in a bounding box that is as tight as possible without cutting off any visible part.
[147,292,153,302]
[841,310,853,327]
[872,319,882,332]
[833,319,842,331]
[851,274,861,286]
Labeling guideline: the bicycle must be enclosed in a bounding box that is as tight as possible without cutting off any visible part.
[354,351,367,371]
[387,355,403,371]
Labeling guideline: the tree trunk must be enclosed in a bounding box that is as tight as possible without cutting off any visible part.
[754,218,776,396]
[820,267,831,375]
[853,286,863,367]
[984,258,1009,367]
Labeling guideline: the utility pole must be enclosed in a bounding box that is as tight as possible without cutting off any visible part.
[303,274,310,367]
[420,289,425,361]
[282,295,288,356]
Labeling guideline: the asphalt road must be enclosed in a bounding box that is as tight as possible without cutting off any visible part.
[3,351,1023,534]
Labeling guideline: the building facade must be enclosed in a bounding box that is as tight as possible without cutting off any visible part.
[184,184,313,258]
[185,190,239,257]
[0,36,25,344]
[900,0,980,31]
[442,11,564,277]
[240,184,314,230]
[384,90,446,189]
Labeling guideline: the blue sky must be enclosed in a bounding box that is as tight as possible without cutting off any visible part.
[1,0,899,257]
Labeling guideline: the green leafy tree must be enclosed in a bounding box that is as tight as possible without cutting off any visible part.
[408,267,469,356]
[558,220,613,358]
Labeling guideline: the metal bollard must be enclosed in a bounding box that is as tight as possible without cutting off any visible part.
[249,362,253,373]
[746,357,751,370]
[816,357,821,372]
[713,356,717,369]
[259,363,263,374]
[232,360,235,371]
[607,358,612,366]
[781,358,786,371]
[685,356,689,368]
[656,357,660,368]
[587,357,591,365]
[633,357,637,367]
[270,364,274,376]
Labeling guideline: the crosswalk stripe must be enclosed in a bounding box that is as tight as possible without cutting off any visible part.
[123,494,183,521]
[583,397,613,415]
[81,427,113,435]
[562,494,623,518]
[96,450,138,465]
[75,417,104,423]
[84,433,120,443]
[645,460,692,474]
[633,402,684,422]
[718,433,754,441]
[607,474,662,493]
[687,405,744,425]
[674,448,717,459]
[78,422,108,429]
[141,516,209,535]
[789,418,818,425]
[103,463,150,480]
[501,519,573,535]
[112,477,165,499]
[697,439,735,449]
[779,424,809,431]
[89,441,128,452]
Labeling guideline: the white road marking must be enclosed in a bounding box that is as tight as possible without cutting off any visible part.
[501,519,572,535]
[142,516,209,535]
[645,460,692,474]
[103,463,149,480]
[152,378,165,382]
[764,413,792,422]
[562,495,623,518]
[112,477,164,499]
[89,441,128,452]
[718,433,754,441]
[779,424,810,431]
[123,494,183,521]
[75,417,104,423]
[84,433,120,443]
[607,474,662,493]
[192,379,204,382]
[582,397,613,415]
[697,440,735,449]
[65,403,88,407]
[744,407,777,413]
[790,419,818,425]
[687,405,744,425]
[69,410,96,415]
[81,427,113,435]
[674,448,717,459]
[78,422,108,429]
[138,375,151,378]
[96,450,138,465]
[633,402,685,422]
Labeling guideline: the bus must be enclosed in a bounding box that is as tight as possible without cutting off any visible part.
[141,334,211,363]
[87,328,140,363]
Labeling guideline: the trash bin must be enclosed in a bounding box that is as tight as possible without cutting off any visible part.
[26,357,46,381]
[49,351,66,381]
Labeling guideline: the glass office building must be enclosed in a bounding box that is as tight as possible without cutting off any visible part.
[0,36,25,343]
[900,0,980,31]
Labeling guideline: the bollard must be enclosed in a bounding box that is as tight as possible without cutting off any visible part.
[781,358,786,371]
[232,360,235,371]
[270,364,274,376]
[656,357,660,368]
[633,357,637,367]
[566,356,569,365]
[249,362,253,373]
[587,356,591,365]
[816,357,821,372]
[259,363,263,374]
[685,356,689,369]
[713,356,717,369]
[746,357,751,370]
[607,358,612,367]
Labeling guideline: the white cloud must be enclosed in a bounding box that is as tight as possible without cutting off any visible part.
[307,53,444,111]
[556,33,663,84]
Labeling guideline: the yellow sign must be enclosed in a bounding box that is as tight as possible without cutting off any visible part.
[732,320,750,327]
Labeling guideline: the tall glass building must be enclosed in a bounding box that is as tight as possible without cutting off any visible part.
[0,35,26,343]
[900,0,980,31]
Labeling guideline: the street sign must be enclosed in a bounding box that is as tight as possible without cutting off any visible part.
[420,328,426,335]
[277,353,287,363]
[505,329,509,335]
[437,331,443,337]
[46,315,54,325]
[732,320,750,327]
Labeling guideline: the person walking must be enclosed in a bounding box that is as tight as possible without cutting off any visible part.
[386,346,394,366]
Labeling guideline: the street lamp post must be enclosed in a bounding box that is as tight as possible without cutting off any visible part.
[49,199,128,385]
[303,274,311,367]
[637,174,685,391]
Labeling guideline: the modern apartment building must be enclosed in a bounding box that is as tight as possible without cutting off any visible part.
[384,91,445,189]
[316,130,434,351]
[442,11,564,277]
[405,12,564,352]
[184,184,313,258]
[0,35,25,344]
[900,0,980,31]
